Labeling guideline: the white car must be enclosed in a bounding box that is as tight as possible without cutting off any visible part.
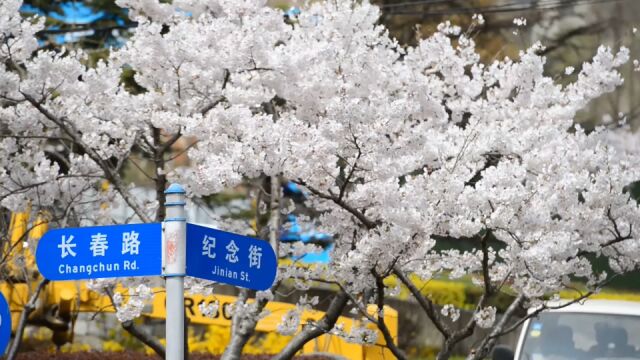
[493,300,640,360]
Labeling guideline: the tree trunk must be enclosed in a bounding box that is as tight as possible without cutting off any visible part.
[269,175,280,256]
[436,341,454,360]
[222,176,281,360]
[221,290,252,360]
[152,126,167,223]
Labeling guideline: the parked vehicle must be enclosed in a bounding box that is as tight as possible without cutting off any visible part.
[494,300,640,360]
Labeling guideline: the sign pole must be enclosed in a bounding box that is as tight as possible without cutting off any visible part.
[163,184,187,360]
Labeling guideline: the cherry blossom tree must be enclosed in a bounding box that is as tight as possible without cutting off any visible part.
[1,0,639,359]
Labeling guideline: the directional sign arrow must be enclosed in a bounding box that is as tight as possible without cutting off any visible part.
[36,223,162,281]
[186,223,277,291]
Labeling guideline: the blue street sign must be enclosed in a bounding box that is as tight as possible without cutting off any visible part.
[0,293,10,354]
[186,224,277,291]
[36,223,162,280]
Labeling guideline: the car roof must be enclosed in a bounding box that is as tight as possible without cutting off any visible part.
[535,299,640,317]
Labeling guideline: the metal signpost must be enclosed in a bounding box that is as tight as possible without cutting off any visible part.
[163,184,187,360]
[0,294,11,355]
[34,183,278,360]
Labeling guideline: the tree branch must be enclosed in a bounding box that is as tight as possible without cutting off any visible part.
[105,288,165,358]
[294,179,378,229]
[437,292,489,360]
[21,92,152,223]
[373,272,408,360]
[392,265,450,337]
[158,131,182,156]
[199,96,227,116]
[491,286,604,339]
[480,231,493,296]
[222,290,258,360]
[198,69,230,116]
[538,22,609,56]
[269,176,281,258]
[152,127,168,222]
[467,294,525,360]
[341,279,406,360]
[35,24,137,36]
[6,279,49,360]
[273,291,349,360]
[338,129,362,202]
[122,319,166,358]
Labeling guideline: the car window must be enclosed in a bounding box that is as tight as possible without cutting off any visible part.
[519,312,640,360]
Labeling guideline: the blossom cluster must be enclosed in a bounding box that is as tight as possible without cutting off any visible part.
[0,0,638,340]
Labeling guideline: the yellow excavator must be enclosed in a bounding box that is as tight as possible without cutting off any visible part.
[1,211,397,359]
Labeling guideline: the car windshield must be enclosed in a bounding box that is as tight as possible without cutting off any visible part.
[519,312,640,360]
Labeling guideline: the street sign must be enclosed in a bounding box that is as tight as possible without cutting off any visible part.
[186,223,277,291]
[0,293,10,354]
[31,183,278,360]
[36,223,162,280]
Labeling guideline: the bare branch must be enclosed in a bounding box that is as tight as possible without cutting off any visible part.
[480,231,493,296]
[392,265,450,337]
[373,271,408,360]
[6,279,49,360]
[467,294,525,360]
[105,288,165,358]
[199,96,227,116]
[294,179,378,229]
[158,131,182,156]
[273,291,349,360]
